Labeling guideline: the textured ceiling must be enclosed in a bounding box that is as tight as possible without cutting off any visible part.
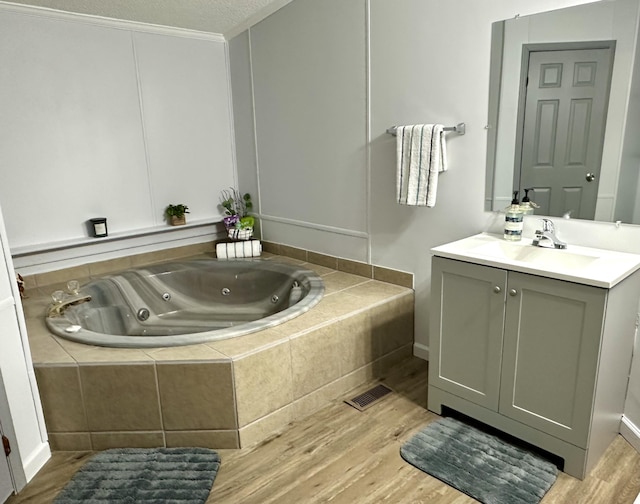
[4,0,291,38]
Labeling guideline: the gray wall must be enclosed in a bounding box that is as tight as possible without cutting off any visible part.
[230,0,640,437]
[0,6,235,274]
[230,0,601,355]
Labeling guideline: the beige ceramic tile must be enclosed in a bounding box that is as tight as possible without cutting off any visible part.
[370,294,415,357]
[48,432,92,451]
[307,251,338,270]
[371,344,413,376]
[20,292,50,319]
[290,324,342,399]
[373,266,414,289]
[157,362,236,430]
[34,366,87,432]
[88,256,132,277]
[266,255,305,266]
[339,363,377,395]
[321,272,370,295]
[233,341,293,427]
[29,334,74,365]
[207,327,288,359]
[165,430,239,449]
[291,364,378,421]
[20,274,38,291]
[260,242,280,255]
[343,280,409,305]
[35,265,91,289]
[80,364,162,431]
[129,250,174,267]
[337,258,373,279]
[65,344,155,364]
[145,344,228,362]
[25,316,52,339]
[301,263,336,277]
[277,244,307,262]
[272,308,331,337]
[90,431,165,450]
[314,291,370,319]
[292,378,346,422]
[238,404,294,448]
[336,311,375,376]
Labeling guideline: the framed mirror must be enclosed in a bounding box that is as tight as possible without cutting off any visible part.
[485,0,640,224]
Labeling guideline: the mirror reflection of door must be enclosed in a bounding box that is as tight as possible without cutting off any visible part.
[515,43,614,219]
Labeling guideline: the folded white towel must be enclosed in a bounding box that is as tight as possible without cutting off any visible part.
[216,240,262,259]
[396,124,448,207]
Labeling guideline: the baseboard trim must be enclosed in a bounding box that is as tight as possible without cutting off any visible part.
[620,415,640,454]
[20,442,51,489]
[413,342,429,361]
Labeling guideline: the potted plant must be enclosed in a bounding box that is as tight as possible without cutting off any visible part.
[165,204,190,226]
[219,188,254,240]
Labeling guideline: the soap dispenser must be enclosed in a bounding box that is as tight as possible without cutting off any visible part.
[504,191,524,241]
[520,188,538,215]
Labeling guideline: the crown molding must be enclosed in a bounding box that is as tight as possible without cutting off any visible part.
[0,1,226,42]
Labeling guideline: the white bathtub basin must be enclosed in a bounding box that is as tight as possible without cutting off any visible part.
[431,233,640,288]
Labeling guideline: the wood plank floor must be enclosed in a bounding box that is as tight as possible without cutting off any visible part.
[7,357,640,503]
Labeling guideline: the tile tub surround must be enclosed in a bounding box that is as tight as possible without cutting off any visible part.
[23,247,414,451]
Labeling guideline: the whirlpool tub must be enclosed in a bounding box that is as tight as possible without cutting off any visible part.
[45,259,324,348]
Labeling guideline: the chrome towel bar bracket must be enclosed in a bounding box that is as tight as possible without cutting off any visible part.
[386,122,466,136]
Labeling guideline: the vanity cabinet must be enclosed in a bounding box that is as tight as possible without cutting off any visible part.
[428,255,640,479]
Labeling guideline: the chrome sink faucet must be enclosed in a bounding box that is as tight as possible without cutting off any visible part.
[532,218,567,249]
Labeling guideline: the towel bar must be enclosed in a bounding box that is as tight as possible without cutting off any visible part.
[386,123,465,136]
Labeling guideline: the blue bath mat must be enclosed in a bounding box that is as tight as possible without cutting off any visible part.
[53,447,221,503]
[400,417,557,504]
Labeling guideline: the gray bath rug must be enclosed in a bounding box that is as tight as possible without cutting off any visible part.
[400,417,558,504]
[53,447,221,504]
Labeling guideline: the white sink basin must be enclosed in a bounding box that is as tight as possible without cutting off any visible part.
[470,241,599,270]
[431,233,640,288]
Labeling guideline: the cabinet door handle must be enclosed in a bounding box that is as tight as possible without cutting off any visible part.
[509,289,518,296]
[493,286,502,294]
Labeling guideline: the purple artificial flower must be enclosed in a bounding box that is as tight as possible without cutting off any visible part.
[223,215,239,229]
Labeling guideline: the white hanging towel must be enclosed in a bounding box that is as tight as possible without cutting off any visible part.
[396,124,448,207]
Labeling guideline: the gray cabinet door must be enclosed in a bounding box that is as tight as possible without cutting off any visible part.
[499,272,606,447]
[429,258,507,410]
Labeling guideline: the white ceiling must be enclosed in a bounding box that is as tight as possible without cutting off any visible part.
[2,0,292,38]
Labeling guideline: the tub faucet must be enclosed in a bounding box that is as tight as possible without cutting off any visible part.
[532,218,567,249]
[48,294,92,318]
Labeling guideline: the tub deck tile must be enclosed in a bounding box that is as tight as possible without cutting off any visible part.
[321,271,371,294]
[145,344,228,362]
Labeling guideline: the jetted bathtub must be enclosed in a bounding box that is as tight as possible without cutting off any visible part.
[45,259,324,348]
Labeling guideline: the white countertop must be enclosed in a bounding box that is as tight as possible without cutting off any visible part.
[431,233,640,288]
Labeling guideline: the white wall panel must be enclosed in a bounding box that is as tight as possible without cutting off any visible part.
[0,6,236,268]
[133,32,235,222]
[0,11,151,247]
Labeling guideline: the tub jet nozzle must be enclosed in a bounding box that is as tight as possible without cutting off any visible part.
[137,308,150,321]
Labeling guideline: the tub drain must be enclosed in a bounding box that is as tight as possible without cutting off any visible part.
[137,308,150,321]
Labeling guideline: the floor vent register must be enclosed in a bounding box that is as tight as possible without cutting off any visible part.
[344,383,394,411]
